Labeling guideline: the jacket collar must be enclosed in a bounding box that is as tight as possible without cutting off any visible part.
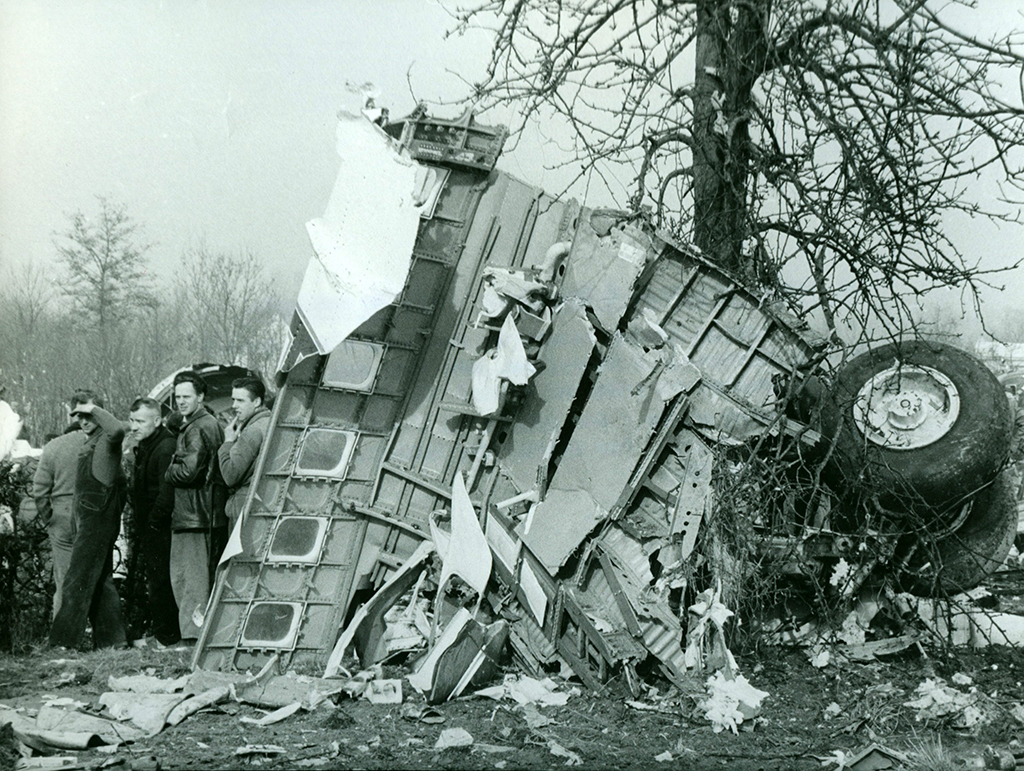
[239,406,271,432]
[181,405,212,429]
[137,424,170,451]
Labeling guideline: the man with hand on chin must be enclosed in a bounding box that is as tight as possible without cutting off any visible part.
[217,377,271,529]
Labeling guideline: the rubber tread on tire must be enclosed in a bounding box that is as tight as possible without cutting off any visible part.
[824,341,1012,513]
[900,469,1019,597]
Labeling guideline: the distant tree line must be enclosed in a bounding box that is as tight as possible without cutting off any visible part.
[0,196,284,444]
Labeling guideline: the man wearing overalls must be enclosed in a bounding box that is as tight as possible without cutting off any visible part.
[48,394,128,650]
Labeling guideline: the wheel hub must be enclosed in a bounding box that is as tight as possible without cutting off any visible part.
[853,362,960,450]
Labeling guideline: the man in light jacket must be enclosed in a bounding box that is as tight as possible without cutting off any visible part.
[217,376,271,528]
[165,370,224,642]
[31,396,89,617]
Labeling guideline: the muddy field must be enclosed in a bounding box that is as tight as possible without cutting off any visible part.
[2,620,1024,771]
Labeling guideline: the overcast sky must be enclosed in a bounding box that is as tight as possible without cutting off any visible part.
[2,0,1023,327]
[0,0,573,305]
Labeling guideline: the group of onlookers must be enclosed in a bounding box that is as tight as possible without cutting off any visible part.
[30,372,271,650]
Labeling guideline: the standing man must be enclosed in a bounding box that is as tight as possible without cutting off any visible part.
[128,397,180,647]
[218,377,271,528]
[31,397,88,617]
[49,394,128,650]
[165,371,224,642]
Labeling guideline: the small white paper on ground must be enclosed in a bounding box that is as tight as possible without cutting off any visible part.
[434,727,474,750]
[364,679,402,705]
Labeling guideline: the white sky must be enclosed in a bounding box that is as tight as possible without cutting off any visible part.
[0,0,573,304]
[1,0,1022,326]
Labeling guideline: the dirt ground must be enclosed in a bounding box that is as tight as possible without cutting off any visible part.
[2,622,1024,771]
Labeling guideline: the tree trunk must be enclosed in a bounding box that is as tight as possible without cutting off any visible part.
[692,0,770,281]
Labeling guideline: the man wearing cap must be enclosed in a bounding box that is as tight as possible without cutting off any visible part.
[165,370,224,642]
[31,395,89,617]
[217,376,271,529]
[48,393,128,650]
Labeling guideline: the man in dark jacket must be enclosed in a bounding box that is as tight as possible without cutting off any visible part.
[128,397,180,646]
[48,393,128,650]
[165,371,224,642]
[218,376,271,528]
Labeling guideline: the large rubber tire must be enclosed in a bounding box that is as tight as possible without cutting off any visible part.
[824,341,1012,514]
[900,469,1019,597]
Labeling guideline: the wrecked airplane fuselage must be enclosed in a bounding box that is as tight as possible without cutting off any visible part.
[192,109,1014,696]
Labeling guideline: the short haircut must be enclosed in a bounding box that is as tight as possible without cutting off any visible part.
[130,397,164,415]
[232,376,266,403]
[71,390,103,409]
[173,370,208,397]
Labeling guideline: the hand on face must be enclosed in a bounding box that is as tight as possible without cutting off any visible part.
[71,402,98,433]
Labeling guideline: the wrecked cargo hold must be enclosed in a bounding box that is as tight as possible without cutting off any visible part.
[191,107,1016,696]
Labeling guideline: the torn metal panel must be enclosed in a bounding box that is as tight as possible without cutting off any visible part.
[610,350,700,520]
[323,540,433,676]
[597,525,693,688]
[381,173,572,517]
[293,112,424,360]
[494,298,596,494]
[575,549,641,637]
[627,239,820,443]
[520,336,682,574]
[560,213,653,333]
[431,473,493,634]
[407,610,508,703]
[554,588,646,693]
[484,506,522,586]
[670,430,713,559]
[507,612,559,676]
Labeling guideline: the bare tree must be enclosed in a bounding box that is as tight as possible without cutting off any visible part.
[448,0,1024,335]
[173,243,282,375]
[48,197,161,413]
[54,197,156,341]
[0,263,54,339]
[0,264,63,440]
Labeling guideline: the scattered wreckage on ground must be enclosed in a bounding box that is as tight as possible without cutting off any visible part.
[188,106,1020,705]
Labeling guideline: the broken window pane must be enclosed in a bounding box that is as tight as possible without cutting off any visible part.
[240,602,301,647]
[295,428,356,477]
[322,340,383,391]
[278,386,314,424]
[269,517,327,562]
